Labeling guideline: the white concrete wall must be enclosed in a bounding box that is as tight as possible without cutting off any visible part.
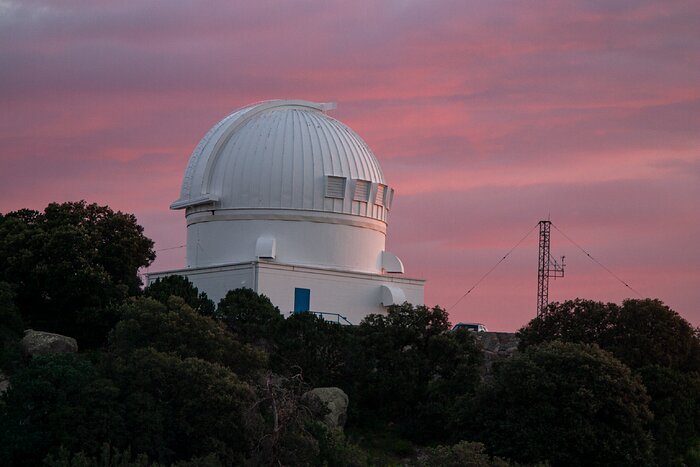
[147,263,255,305]
[147,261,425,325]
[185,217,386,274]
[256,262,424,325]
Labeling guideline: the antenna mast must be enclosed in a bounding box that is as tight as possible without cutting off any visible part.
[537,220,565,315]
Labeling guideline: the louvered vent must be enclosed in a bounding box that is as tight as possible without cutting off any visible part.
[325,176,347,199]
[375,184,387,206]
[354,180,371,202]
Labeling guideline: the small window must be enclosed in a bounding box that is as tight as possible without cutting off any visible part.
[325,176,346,199]
[375,184,387,206]
[353,180,371,202]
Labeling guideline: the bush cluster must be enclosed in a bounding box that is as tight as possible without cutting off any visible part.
[1,202,699,466]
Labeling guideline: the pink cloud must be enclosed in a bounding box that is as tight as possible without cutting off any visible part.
[1,0,699,330]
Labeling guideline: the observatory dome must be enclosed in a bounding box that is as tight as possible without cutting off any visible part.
[150,99,424,319]
[171,100,392,223]
[171,100,399,274]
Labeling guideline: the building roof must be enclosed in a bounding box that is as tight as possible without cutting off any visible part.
[171,100,392,223]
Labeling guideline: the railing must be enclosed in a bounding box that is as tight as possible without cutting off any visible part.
[289,310,353,325]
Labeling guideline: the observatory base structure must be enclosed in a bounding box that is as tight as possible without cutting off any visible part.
[148,260,424,325]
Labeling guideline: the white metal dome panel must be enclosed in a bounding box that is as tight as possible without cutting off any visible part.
[171,100,389,223]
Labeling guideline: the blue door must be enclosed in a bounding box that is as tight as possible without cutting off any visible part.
[294,288,310,312]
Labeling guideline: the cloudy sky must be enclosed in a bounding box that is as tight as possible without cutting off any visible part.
[1,0,698,331]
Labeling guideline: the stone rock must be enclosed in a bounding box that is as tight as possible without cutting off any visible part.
[20,329,78,357]
[475,332,519,379]
[303,387,349,430]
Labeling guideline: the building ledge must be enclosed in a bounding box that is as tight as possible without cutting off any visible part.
[146,259,425,285]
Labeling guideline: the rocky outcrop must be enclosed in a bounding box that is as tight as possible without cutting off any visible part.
[303,387,349,430]
[475,332,519,379]
[20,329,78,357]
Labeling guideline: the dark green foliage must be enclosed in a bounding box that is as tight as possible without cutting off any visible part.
[516,298,700,465]
[304,421,369,467]
[271,311,356,386]
[0,281,24,371]
[350,427,415,465]
[3,209,695,467]
[249,373,367,466]
[351,304,482,442]
[44,444,156,467]
[0,354,126,467]
[217,288,283,343]
[248,373,321,465]
[638,365,700,466]
[253,300,482,449]
[463,341,654,467]
[108,348,262,465]
[0,202,155,348]
[518,298,700,371]
[144,275,215,317]
[1,297,266,466]
[266,303,482,444]
[109,296,265,379]
[412,441,511,467]
[611,299,700,371]
[0,282,23,344]
[686,441,700,466]
[45,447,224,467]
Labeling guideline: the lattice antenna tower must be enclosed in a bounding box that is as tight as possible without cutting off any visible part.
[537,220,565,316]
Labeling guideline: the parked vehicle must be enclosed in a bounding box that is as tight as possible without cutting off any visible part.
[452,322,488,332]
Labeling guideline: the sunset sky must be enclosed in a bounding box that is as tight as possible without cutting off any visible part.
[1,0,698,331]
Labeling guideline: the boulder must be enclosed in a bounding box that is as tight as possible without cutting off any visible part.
[476,332,519,379]
[303,387,349,430]
[20,329,78,357]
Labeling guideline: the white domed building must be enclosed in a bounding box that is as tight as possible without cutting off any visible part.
[148,100,424,324]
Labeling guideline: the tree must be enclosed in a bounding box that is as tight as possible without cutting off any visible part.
[0,281,24,371]
[638,365,700,466]
[461,341,654,467]
[271,311,357,387]
[0,354,126,466]
[412,441,511,467]
[109,296,265,379]
[217,288,283,343]
[143,275,215,317]
[44,445,155,467]
[0,282,22,343]
[44,445,225,467]
[0,201,155,347]
[108,347,262,465]
[518,298,700,372]
[611,299,700,371]
[352,304,482,442]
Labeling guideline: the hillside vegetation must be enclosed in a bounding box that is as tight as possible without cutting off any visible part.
[1,202,699,466]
